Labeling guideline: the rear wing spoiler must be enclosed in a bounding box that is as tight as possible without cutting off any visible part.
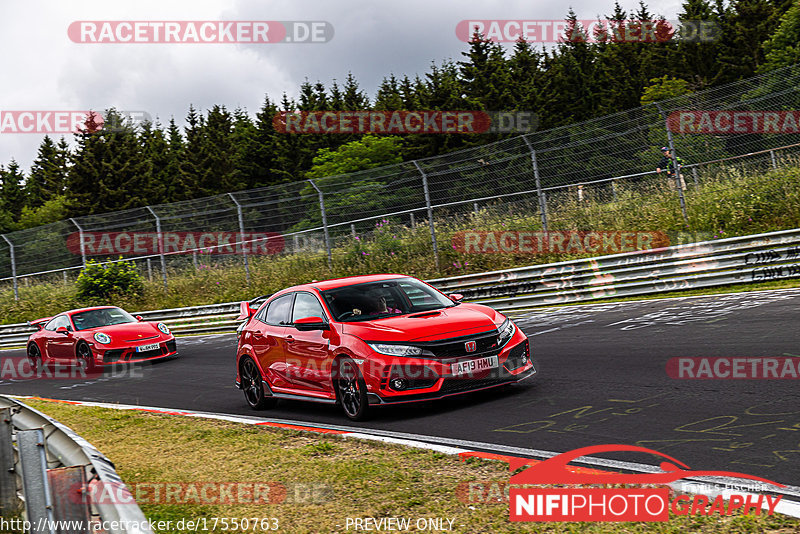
[236,294,272,321]
[27,317,52,330]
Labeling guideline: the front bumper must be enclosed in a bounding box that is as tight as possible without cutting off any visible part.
[95,338,178,365]
[365,336,536,405]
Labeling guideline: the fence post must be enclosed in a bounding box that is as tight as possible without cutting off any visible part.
[1,235,18,301]
[0,408,18,515]
[68,218,87,268]
[521,135,548,232]
[351,224,356,238]
[17,428,56,534]
[145,206,168,291]
[770,150,777,169]
[413,161,440,271]
[611,180,617,202]
[308,179,332,268]
[656,102,689,224]
[410,213,415,229]
[228,193,251,286]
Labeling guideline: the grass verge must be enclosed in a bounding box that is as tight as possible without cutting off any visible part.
[1,399,797,533]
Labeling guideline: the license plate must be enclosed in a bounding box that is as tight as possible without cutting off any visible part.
[135,343,160,352]
[450,355,498,376]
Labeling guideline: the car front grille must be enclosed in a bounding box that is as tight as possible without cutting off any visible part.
[413,330,500,359]
[103,350,124,363]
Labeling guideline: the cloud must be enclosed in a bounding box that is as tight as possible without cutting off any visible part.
[0,0,684,171]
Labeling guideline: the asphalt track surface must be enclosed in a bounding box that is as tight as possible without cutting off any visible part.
[2,288,800,486]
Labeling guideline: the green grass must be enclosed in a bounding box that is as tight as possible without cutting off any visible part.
[1,162,799,325]
[2,398,797,534]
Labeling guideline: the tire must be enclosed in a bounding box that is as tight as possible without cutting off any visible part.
[76,342,96,372]
[240,357,277,410]
[27,343,42,375]
[336,357,370,421]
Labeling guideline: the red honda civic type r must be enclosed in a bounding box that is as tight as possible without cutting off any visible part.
[235,274,535,420]
[27,305,177,372]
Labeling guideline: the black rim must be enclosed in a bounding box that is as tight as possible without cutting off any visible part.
[77,343,92,369]
[337,360,362,417]
[241,359,263,407]
[27,344,40,371]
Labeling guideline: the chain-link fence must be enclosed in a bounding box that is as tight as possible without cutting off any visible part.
[2,64,800,299]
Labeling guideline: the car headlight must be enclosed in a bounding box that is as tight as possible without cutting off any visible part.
[93,332,111,344]
[497,318,516,347]
[157,323,170,334]
[368,343,423,357]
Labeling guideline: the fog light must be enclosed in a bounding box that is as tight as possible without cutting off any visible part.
[521,351,528,364]
[390,378,408,390]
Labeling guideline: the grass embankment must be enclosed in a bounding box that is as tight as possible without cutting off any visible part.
[2,399,796,534]
[2,163,800,325]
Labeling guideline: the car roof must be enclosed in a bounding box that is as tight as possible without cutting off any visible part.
[63,305,120,316]
[305,274,410,292]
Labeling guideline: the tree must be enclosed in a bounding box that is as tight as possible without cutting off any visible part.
[25,135,68,209]
[174,105,205,201]
[1,160,26,223]
[716,0,782,83]
[758,2,800,73]
[65,109,151,216]
[640,75,693,105]
[672,0,724,88]
[459,31,513,110]
[306,135,404,179]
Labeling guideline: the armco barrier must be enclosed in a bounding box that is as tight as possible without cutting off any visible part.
[428,227,800,310]
[1,228,799,349]
[0,395,153,533]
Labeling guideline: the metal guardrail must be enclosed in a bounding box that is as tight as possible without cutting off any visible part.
[427,227,800,309]
[0,395,153,533]
[1,227,799,350]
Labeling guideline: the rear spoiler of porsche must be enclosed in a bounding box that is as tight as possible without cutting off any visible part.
[27,317,52,330]
[236,294,272,321]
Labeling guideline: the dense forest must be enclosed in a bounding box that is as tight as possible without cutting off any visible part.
[1,0,798,233]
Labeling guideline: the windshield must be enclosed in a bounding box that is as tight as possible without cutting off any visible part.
[71,307,137,331]
[320,277,455,322]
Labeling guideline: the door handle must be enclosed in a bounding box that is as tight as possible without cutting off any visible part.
[286,335,294,343]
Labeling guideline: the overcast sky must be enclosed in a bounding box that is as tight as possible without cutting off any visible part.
[0,0,684,172]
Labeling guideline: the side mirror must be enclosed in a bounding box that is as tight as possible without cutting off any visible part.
[55,326,70,335]
[135,315,143,322]
[449,293,464,303]
[294,316,329,331]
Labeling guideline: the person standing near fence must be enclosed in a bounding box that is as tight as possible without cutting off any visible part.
[656,146,686,190]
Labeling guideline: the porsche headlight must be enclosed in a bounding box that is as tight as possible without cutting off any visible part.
[157,323,170,334]
[368,343,423,357]
[497,318,516,347]
[93,332,111,344]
